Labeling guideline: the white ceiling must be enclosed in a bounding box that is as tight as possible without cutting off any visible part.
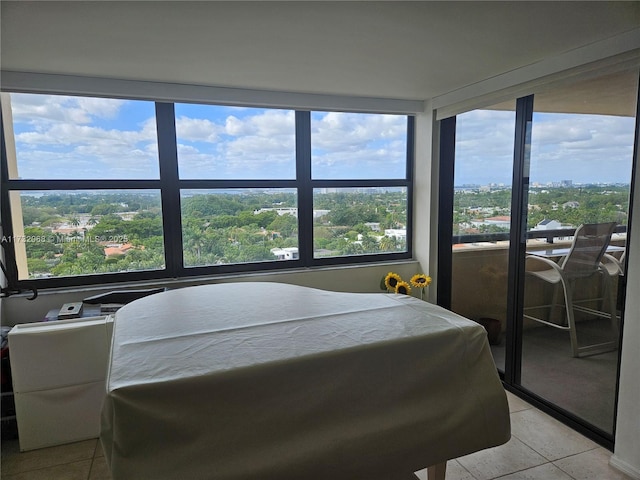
[1,1,639,101]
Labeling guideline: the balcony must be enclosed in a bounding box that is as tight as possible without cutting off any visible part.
[450,227,625,434]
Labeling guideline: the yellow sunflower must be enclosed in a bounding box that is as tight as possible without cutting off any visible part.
[384,272,403,292]
[410,274,432,288]
[395,281,412,295]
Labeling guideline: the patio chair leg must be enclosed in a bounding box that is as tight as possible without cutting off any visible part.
[569,272,619,357]
[601,272,619,337]
[550,283,563,325]
[563,279,580,358]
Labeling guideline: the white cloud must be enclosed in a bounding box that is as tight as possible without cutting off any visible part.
[140,117,159,140]
[312,112,406,152]
[176,144,218,176]
[223,110,295,137]
[9,93,158,179]
[454,109,635,185]
[10,93,126,126]
[456,110,515,159]
[14,144,158,179]
[16,122,153,147]
[249,110,296,137]
[530,114,635,183]
[75,97,124,119]
[310,112,407,178]
[177,109,296,179]
[226,135,294,158]
[176,116,221,143]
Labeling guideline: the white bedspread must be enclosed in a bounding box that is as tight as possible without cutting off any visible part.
[101,282,510,479]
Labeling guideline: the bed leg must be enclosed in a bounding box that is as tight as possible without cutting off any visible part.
[427,461,446,480]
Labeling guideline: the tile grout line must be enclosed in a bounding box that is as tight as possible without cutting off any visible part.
[509,426,600,465]
[488,460,555,480]
[550,446,611,480]
[0,439,97,476]
[1,459,93,479]
[87,456,96,480]
[459,461,480,480]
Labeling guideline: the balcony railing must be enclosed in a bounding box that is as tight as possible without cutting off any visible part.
[452,225,628,245]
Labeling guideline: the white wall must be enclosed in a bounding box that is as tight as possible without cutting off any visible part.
[413,107,437,303]
[0,261,425,327]
[611,169,640,478]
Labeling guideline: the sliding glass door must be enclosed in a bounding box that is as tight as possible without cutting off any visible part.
[520,71,638,435]
[440,68,639,445]
[448,101,516,372]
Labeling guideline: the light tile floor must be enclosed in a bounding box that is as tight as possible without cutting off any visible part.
[0,391,633,480]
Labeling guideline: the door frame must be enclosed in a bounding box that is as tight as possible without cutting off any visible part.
[436,81,639,449]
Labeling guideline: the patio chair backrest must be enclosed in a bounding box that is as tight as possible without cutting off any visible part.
[561,222,617,277]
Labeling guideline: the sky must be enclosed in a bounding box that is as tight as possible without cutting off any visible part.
[8,93,407,181]
[455,109,636,186]
[7,93,636,186]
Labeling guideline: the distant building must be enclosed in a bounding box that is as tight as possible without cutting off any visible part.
[253,208,330,219]
[470,216,511,228]
[532,219,562,230]
[364,222,381,231]
[270,247,299,260]
[384,228,406,240]
[254,207,298,217]
[531,219,573,241]
[116,212,136,221]
[104,243,133,257]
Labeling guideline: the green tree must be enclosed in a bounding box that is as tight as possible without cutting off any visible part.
[268,214,298,238]
[379,235,396,251]
[125,213,163,242]
[90,204,120,216]
[91,214,127,237]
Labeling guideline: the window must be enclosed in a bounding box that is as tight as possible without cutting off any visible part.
[313,187,408,258]
[1,93,165,283]
[175,104,296,180]
[7,93,160,180]
[181,189,298,267]
[1,92,413,288]
[9,190,164,279]
[311,112,407,180]
[310,112,411,260]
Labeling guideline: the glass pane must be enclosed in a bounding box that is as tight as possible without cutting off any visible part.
[4,93,159,179]
[10,190,164,279]
[521,70,638,434]
[313,187,407,258]
[181,189,298,267]
[311,112,407,179]
[175,104,296,179]
[452,102,516,372]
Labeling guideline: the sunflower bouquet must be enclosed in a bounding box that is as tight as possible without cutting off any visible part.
[380,272,431,300]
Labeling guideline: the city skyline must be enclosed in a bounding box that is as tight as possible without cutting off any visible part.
[454,179,631,189]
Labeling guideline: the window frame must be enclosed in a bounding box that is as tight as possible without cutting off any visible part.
[1,93,414,291]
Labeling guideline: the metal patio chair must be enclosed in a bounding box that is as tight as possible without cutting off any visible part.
[523,222,619,357]
[602,250,625,276]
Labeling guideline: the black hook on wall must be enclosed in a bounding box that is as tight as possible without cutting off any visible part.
[0,259,38,300]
